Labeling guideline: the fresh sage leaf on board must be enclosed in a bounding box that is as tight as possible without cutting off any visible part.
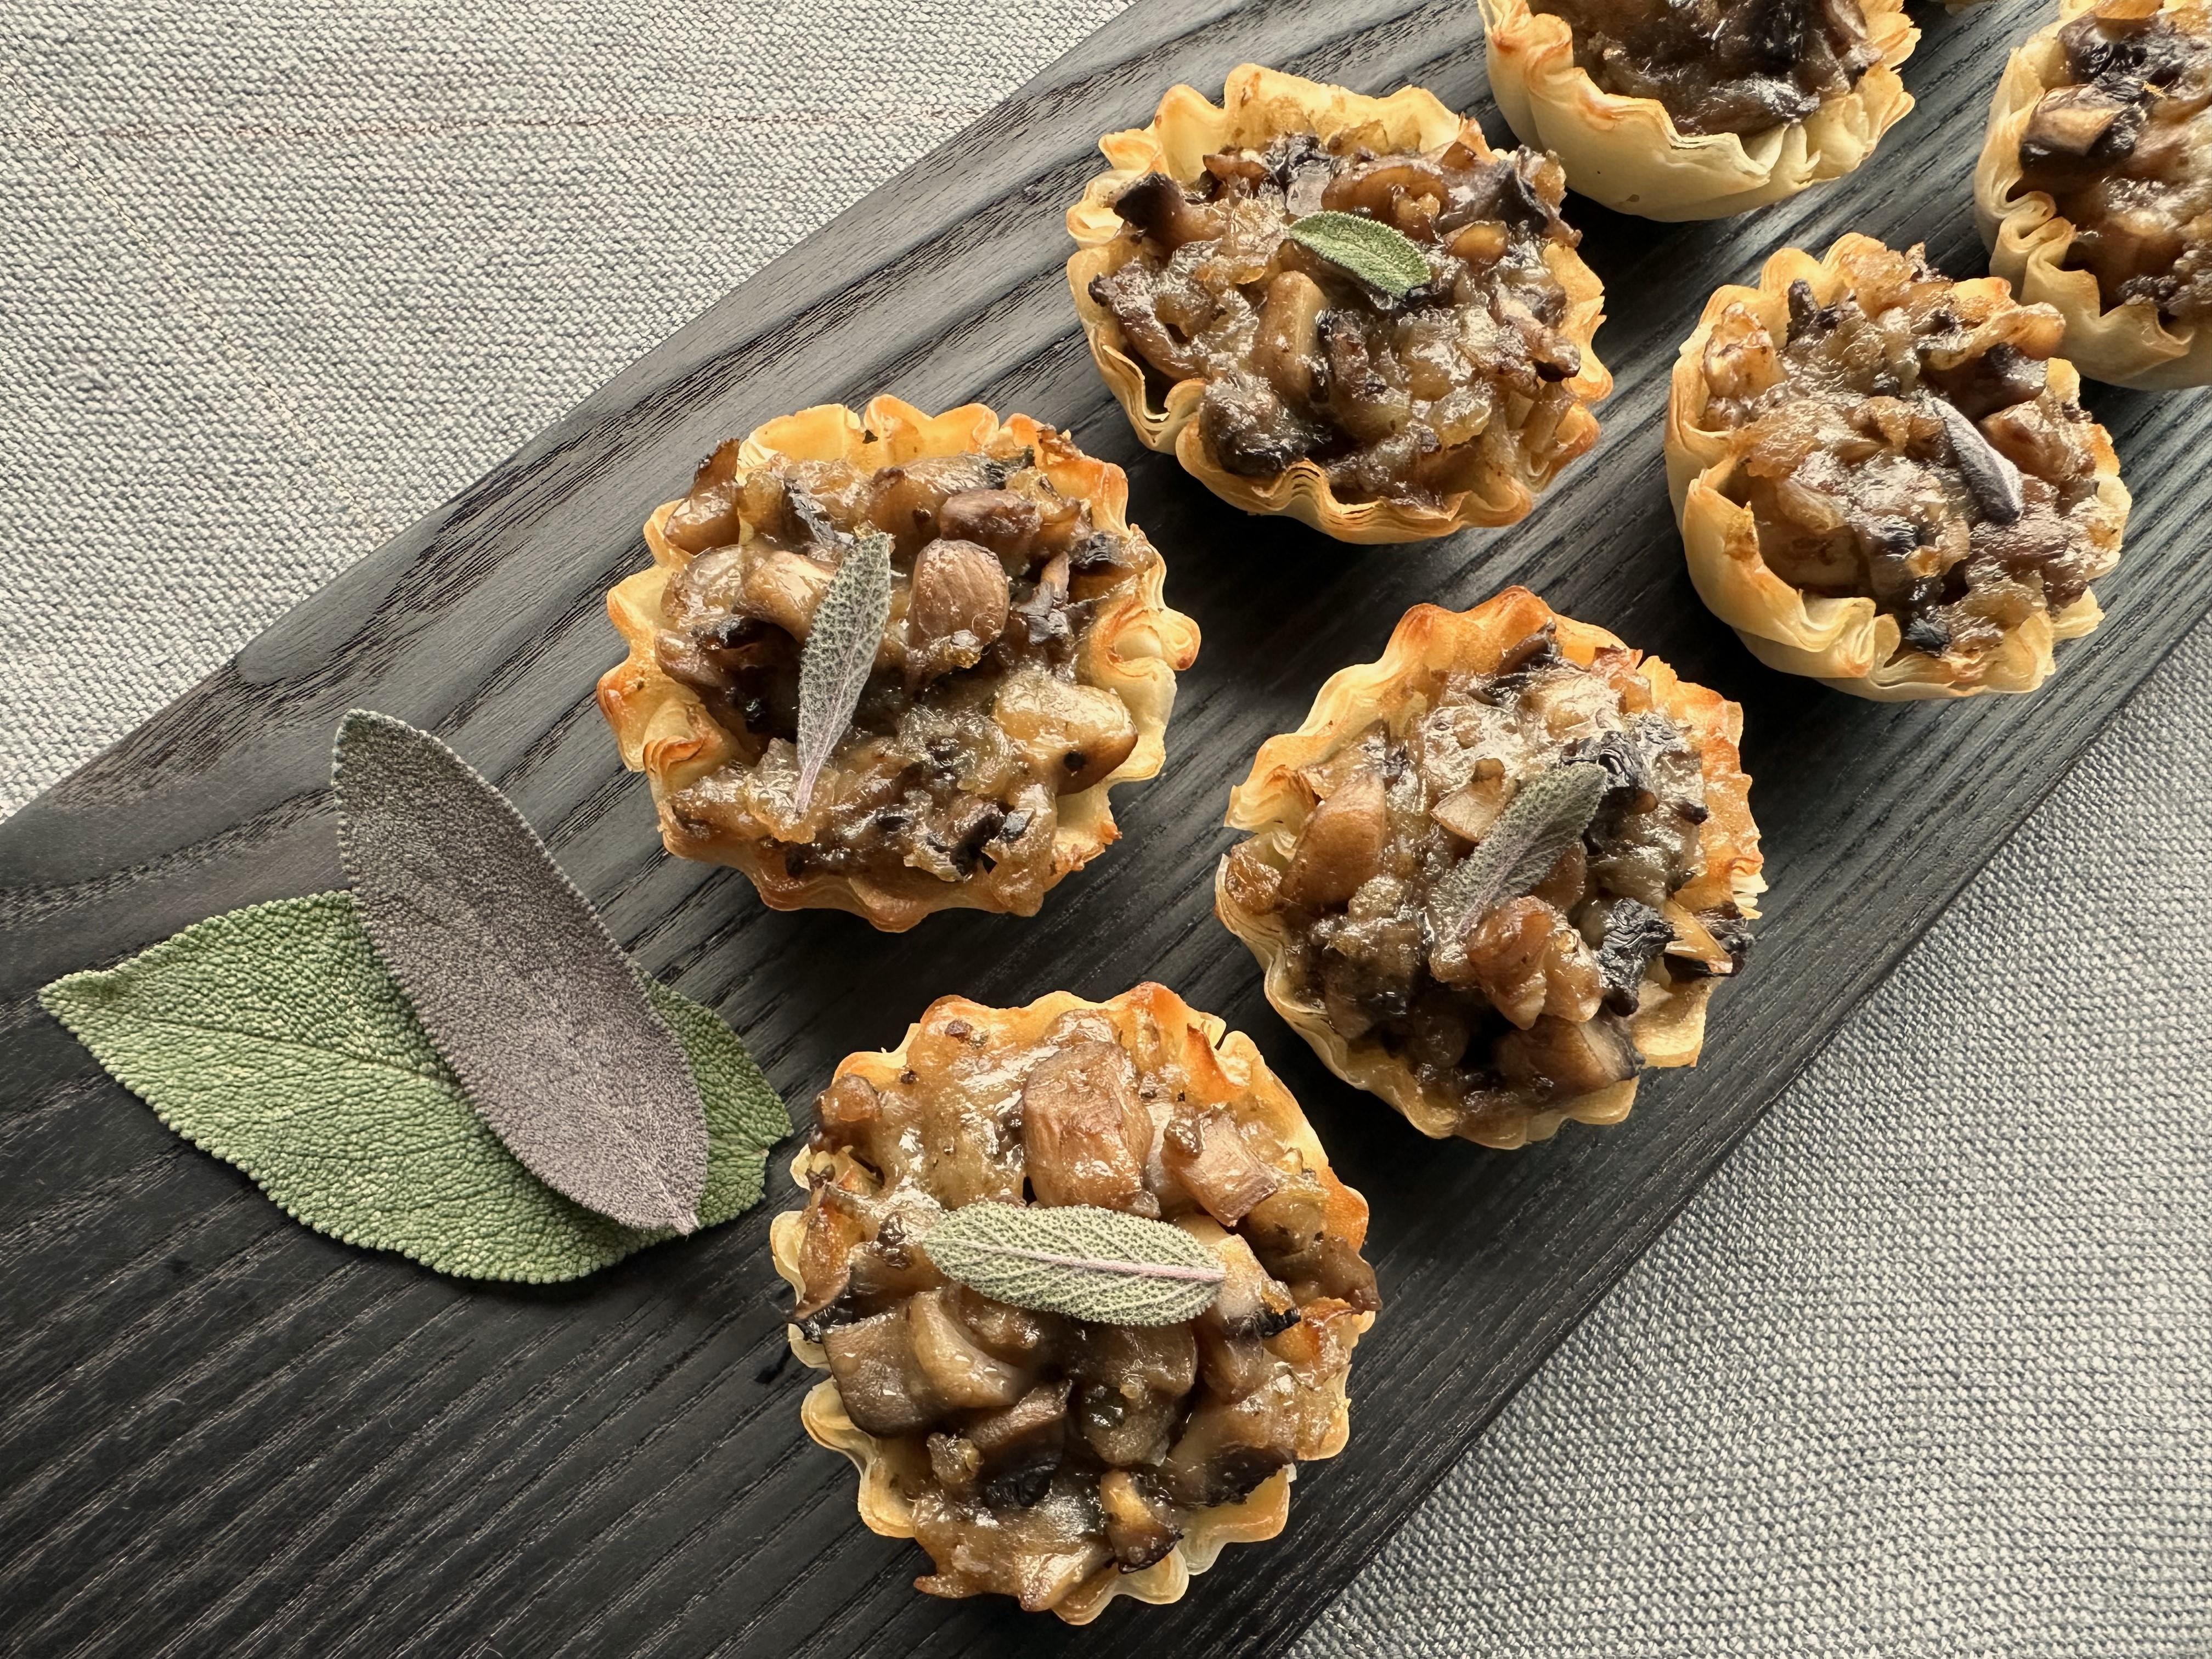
[1426,761,1610,947]
[1286,210,1431,299]
[923,1203,1226,1325]
[335,709,709,1232]
[793,529,894,814]
[37,894,788,1283]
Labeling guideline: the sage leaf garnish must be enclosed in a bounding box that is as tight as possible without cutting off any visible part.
[1929,397,2025,525]
[793,529,894,814]
[335,710,709,1233]
[923,1203,1226,1325]
[37,894,788,1283]
[1287,210,1431,299]
[1426,761,1610,949]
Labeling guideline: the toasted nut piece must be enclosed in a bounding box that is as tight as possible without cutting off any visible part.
[907,538,1011,650]
[1282,770,1388,909]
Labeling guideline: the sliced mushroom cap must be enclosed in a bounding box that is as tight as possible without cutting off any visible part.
[936,489,1042,568]
[867,453,1012,555]
[737,546,837,640]
[964,1378,1073,1509]
[1282,769,1390,910]
[1252,270,1328,408]
[1158,1383,1300,1509]
[1099,1470,1185,1571]
[992,672,1139,794]
[1018,1039,1158,1215]
[910,1479,1114,1612]
[1493,1011,1641,1096]
[821,1303,938,1437]
[908,1288,1033,1411]
[1161,1108,1284,1227]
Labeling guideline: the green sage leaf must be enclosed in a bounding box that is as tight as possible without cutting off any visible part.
[336,710,709,1233]
[1426,761,1610,949]
[923,1202,1226,1326]
[37,894,788,1284]
[1286,210,1431,299]
[793,529,894,814]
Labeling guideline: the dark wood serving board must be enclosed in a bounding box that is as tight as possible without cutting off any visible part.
[4,2,2205,1655]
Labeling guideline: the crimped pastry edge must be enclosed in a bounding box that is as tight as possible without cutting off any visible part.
[1064,63,1611,544]
[1214,588,1765,1148]
[596,397,1201,930]
[1663,234,2131,701]
[1973,0,2212,390]
[1476,0,1917,221]
[768,981,1376,1623]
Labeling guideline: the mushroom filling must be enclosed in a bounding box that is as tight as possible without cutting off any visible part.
[1222,629,1747,1135]
[795,1006,1379,1611]
[1697,244,2111,667]
[653,439,1156,901]
[2013,0,2212,324]
[1531,0,1883,137]
[1088,133,1589,506]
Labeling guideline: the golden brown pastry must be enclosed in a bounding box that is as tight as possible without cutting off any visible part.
[1066,64,1609,543]
[1479,0,1916,219]
[1976,0,2212,388]
[1217,589,1763,1149]
[598,398,1199,930]
[771,983,1379,1621]
[1667,235,2130,699]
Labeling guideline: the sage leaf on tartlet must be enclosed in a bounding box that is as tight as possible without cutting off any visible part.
[37,894,787,1284]
[1425,761,1610,952]
[922,1201,1226,1325]
[793,529,895,813]
[336,710,711,1233]
[1286,210,1431,300]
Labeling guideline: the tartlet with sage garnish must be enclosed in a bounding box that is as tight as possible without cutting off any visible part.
[1975,0,2212,390]
[1477,0,1917,221]
[770,982,1379,1622]
[1666,235,2131,700]
[598,397,1200,931]
[1216,589,1764,1150]
[1065,63,1611,544]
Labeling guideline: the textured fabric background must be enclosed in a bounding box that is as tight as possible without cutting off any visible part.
[4,4,2207,1655]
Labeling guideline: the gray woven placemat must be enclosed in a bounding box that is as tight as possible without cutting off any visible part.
[5,4,2207,1652]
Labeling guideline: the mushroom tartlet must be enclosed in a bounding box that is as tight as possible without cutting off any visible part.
[771,983,1379,1621]
[599,398,1200,930]
[1976,0,2212,388]
[1067,64,1610,543]
[1478,0,1916,220]
[1667,236,2131,699]
[1217,590,1763,1149]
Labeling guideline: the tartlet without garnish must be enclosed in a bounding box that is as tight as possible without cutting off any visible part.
[1217,589,1764,1149]
[1666,235,2131,700]
[1975,0,2212,390]
[597,397,1199,931]
[771,983,1379,1622]
[1477,0,1917,221]
[1067,63,1610,543]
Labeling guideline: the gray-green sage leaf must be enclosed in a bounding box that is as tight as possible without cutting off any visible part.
[923,1202,1226,1326]
[793,530,894,814]
[1287,210,1431,299]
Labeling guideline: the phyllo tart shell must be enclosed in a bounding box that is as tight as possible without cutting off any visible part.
[1974,0,2212,390]
[597,397,1200,930]
[1476,0,1917,221]
[1066,63,1610,543]
[1665,235,2130,701]
[771,983,1378,1622]
[1217,589,1764,1149]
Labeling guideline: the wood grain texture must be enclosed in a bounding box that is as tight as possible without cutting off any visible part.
[2,3,2206,1656]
